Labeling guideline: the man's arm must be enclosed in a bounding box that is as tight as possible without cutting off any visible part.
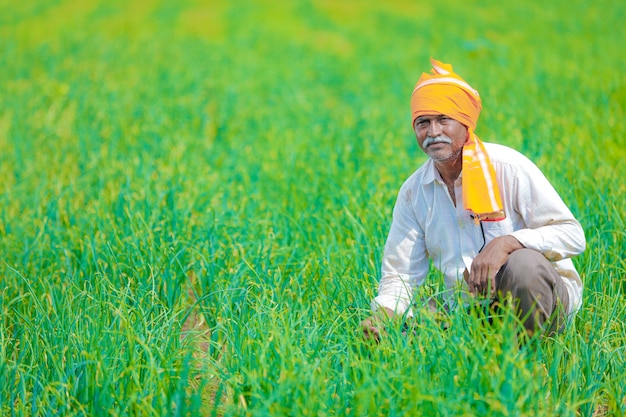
[467,153,585,296]
[361,184,429,340]
[507,155,586,260]
[360,307,395,342]
[467,235,524,295]
[373,186,430,315]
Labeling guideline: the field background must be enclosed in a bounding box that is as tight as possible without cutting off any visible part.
[1,0,624,416]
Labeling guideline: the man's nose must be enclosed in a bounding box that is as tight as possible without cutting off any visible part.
[428,120,442,137]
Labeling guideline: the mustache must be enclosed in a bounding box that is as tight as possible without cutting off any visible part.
[423,135,453,148]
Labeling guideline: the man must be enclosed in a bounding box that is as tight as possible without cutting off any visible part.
[362,59,585,340]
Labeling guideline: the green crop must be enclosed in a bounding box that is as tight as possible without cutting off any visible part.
[0,0,624,416]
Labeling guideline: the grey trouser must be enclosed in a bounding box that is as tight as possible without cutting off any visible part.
[495,248,570,335]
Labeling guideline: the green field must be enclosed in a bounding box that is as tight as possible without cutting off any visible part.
[1,0,625,415]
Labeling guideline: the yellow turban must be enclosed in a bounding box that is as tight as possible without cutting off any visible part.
[410,59,482,129]
[411,58,505,222]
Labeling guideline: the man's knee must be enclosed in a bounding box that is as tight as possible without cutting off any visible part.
[495,248,569,335]
[497,249,552,293]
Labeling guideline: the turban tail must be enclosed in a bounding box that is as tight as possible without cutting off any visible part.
[411,58,505,221]
[463,131,505,221]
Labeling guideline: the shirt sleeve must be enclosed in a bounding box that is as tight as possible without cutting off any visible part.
[373,184,430,316]
[507,158,586,261]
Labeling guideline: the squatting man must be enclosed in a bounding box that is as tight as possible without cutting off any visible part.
[361,59,585,340]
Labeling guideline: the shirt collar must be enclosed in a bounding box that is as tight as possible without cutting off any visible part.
[421,159,440,184]
[420,158,463,185]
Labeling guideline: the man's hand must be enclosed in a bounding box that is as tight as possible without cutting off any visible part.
[466,235,524,296]
[360,307,395,342]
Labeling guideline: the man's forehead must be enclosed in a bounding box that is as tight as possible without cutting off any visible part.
[413,114,469,130]
[415,113,445,120]
[414,114,450,125]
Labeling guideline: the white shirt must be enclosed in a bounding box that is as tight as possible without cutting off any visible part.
[373,142,586,316]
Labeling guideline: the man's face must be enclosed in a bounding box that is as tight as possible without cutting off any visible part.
[413,114,469,163]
